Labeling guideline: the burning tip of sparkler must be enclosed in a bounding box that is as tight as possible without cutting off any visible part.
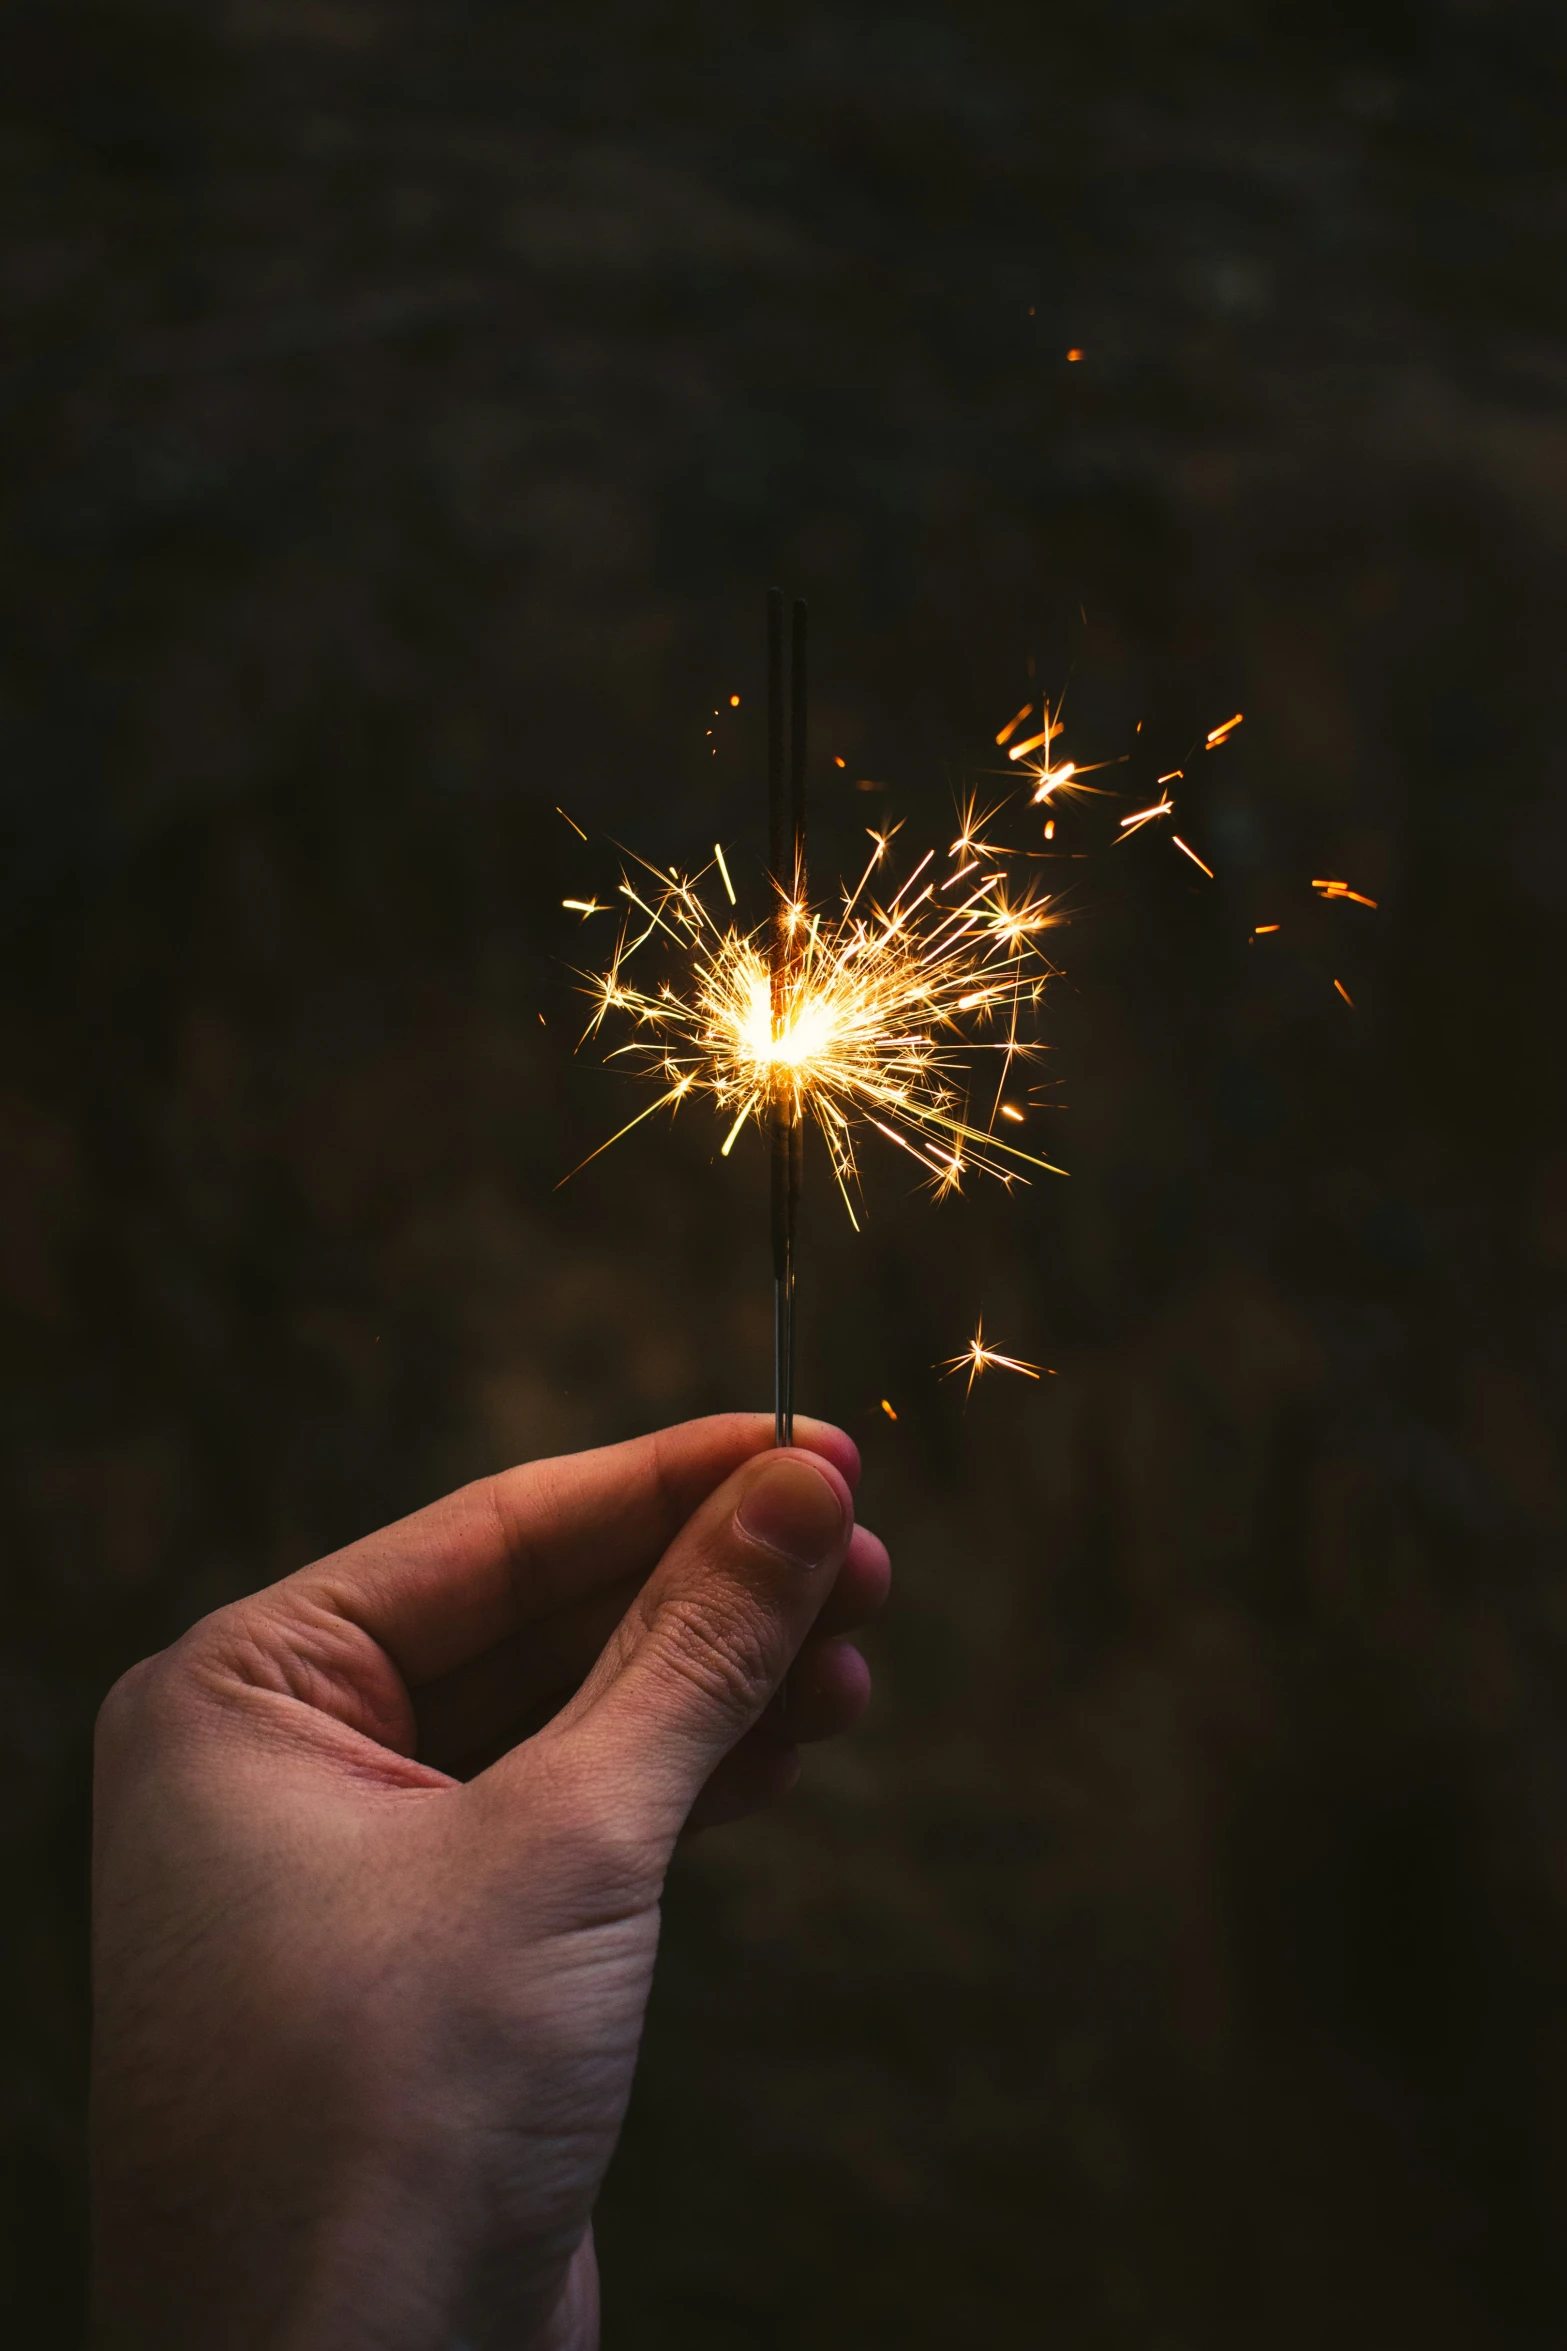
[575,815,1064,1212]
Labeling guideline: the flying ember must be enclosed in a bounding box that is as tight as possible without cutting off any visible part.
[940,1313,1049,1395]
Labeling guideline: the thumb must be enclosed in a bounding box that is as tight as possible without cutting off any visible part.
[554,1448,853,1848]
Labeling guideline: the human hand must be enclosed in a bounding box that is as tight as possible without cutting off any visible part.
[91,1414,888,2350]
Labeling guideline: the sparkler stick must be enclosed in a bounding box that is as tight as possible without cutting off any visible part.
[767,589,808,1444]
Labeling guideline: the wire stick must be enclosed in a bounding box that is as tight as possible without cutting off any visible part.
[784,596,807,1438]
[767,589,792,1444]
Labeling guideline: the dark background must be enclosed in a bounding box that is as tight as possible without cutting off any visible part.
[5,1,1567,2341]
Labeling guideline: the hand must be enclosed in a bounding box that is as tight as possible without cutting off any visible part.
[91,1414,889,2350]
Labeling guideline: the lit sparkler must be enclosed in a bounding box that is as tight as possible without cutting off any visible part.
[570,621,1068,1441]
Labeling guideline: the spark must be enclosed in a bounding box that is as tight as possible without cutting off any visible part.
[949,790,1006,862]
[1313,880,1379,908]
[995,702,1034,748]
[729,694,741,707]
[1206,713,1244,746]
[556,807,588,840]
[1066,347,1084,362]
[562,898,606,916]
[1252,923,1280,936]
[713,843,737,905]
[880,1398,898,1420]
[941,1313,1047,1396]
[1118,798,1174,840]
[570,828,1067,1208]
[1334,978,1355,1008]
[1007,696,1116,812]
[1171,835,1214,878]
[980,879,1056,950]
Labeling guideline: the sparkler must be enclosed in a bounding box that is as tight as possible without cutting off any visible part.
[569,604,1067,1441]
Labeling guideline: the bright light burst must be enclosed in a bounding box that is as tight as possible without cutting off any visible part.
[940,1312,1047,1395]
[572,818,1065,1223]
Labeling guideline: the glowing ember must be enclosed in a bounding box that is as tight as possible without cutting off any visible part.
[940,1313,1047,1395]
[1118,797,1174,839]
[1008,695,1119,812]
[1171,834,1214,878]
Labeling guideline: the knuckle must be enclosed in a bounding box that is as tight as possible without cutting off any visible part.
[211,1594,414,1747]
[649,1589,779,1720]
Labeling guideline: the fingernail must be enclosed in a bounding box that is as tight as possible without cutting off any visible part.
[736,1457,846,1570]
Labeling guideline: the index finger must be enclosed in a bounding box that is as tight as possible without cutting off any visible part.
[280,1413,860,1686]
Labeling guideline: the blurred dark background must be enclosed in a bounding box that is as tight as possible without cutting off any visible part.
[5,0,1567,2341]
